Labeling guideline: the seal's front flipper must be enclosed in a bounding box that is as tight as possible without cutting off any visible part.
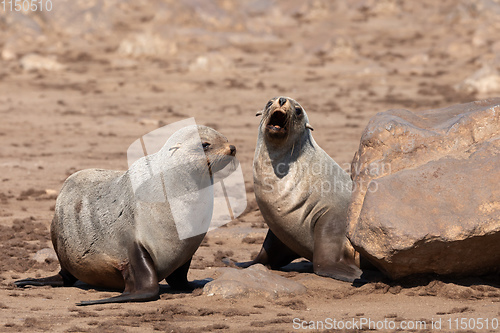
[232,229,300,269]
[15,270,77,288]
[165,258,193,290]
[314,259,363,282]
[77,242,159,306]
[313,242,362,282]
[313,219,362,283]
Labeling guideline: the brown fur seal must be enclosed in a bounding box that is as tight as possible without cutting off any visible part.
[15,125,237,305]
[238,96,362,282]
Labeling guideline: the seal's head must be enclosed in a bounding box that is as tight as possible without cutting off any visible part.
[167,125,236,176]
[257,96,313,145]
[197,125,236,175]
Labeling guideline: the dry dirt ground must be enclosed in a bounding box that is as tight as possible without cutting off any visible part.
[1,1,499,332]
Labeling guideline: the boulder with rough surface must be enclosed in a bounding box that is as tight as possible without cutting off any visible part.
[348,99,500,279]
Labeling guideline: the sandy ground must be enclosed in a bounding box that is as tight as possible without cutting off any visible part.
[1,1,499,332]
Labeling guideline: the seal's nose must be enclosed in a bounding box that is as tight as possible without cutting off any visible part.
[229,145,236,155]
[279,97,287,107]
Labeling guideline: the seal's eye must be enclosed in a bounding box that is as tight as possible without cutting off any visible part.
[265,101,273,109]
[202,142,211,150]
[295,106,302,115]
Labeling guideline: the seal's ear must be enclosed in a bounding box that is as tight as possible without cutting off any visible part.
[169,143,182,155]
[256,110,263,117]
[305,123,314,131]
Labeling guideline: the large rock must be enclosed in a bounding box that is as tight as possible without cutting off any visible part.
[348,99,500,279]
[203,264,306,299]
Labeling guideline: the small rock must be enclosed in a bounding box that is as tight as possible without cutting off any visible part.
[456,66,500,94]
[203,264,306,299]
[226,33,288,53]
[138,118,160,126]
[31,248,57,263]
[117,33,177,58]
[45,189,58,197]
[1,48,17,61]
[20,53,65,71]
[358,0,402,16]
[188,53,234,73]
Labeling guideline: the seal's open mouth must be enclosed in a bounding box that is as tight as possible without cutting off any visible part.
[266,110,287,135]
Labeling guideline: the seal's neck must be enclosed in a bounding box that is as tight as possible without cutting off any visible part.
[149,148,214,192]
[263,131,313,163]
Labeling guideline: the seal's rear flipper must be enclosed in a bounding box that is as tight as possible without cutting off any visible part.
[14,270,77,288]
[226,259,257,268]
[221,257,240,267]
[165,258,193,290]
[226,230,300,270]
[220,257,263,269]
[77,242,159,306]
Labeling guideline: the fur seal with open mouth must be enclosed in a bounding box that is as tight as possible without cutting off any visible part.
[15,125,237,305]
[239,96,362,282]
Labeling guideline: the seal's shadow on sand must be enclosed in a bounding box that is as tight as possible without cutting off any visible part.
[159,278,213,295]
[279,260,386,285]
[351,271,500,297]
[72,279,213,298]
[280,260,314,273]
[271,260,500,293]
